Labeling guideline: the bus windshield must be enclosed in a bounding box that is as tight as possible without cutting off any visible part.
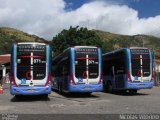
[75,48,99,79]
[131,49,150,77]
[17,44,46,80]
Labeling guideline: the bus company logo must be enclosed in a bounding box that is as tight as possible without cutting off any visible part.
[131,49,149,54]
[2,114,18,120]
[18,45,46,52]
[76,48,97,52]
[18,45,45,49]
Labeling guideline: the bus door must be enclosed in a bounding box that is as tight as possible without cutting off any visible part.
[74,48,99,84]
[16,44,47,86]
[130,49,151,82]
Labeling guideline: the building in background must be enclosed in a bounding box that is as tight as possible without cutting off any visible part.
[0,54,10,84]
[154,58,160,86]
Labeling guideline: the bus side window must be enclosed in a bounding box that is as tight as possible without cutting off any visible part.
[61,57,70,76]
[51,66,54,77]
[53,66,57,77]
[114,51,126,75]
[54,64,61,77]
[103,55,114,76]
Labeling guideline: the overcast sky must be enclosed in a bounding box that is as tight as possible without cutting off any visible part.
[0,0,160,40]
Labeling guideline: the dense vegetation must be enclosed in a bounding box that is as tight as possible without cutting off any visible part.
[95,30,160,56]
[0,27,160,58]
[51,26,103,56]
[52,27,160,57]
[0,27,47,54]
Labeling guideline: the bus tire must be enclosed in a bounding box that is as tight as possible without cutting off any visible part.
[58,83,60,93]
[15,95,22,99]
[129,90,137,94]
[103,81,107,92]
[119,90,127,94]
[58,83,63,94]
[106,82,113,93]
[42,94,48,98]
[84,92,92,96]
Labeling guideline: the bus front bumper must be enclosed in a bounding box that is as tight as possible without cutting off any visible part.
[10,85,51,95]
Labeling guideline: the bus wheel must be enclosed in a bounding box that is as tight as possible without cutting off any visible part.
[84,92,92,96]
[119,90,126,94]
[106,82,113,93]
[42,94,48,99]
[129,90,137,94]
[15,95,22,99]
[103,81,108,93]
[58,83,63,94]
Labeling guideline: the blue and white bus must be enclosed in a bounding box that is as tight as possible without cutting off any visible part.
[103,47,154,94]
[52,46,103,94]
[10,42,52,97]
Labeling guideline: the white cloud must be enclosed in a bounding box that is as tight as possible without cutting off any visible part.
[0,0,160,40]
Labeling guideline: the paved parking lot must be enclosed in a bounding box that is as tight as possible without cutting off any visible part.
[0,84,160,115]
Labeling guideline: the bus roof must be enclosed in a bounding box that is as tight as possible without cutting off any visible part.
[74,46,98,49]
[103,48,126,56]
[129,47,148,49]
[52,46,98,63]
[103,47,149,56]
[17,42,46,45]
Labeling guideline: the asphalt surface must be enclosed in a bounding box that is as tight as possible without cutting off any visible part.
[0,84,160,119]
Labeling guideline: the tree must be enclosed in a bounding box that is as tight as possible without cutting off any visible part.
[51,26,103,56]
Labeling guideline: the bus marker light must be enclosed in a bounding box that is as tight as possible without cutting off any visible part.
[98,74,103,84]
[70,73,76,85]
[45,73,51,86]
[11,72,17,87]
[127,71,131,82]
[138,71,141,77]
[151,71,154,81]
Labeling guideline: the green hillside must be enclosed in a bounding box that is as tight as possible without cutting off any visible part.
[95,30,160,55]
[0,27,48,54]
[1,27,160,56]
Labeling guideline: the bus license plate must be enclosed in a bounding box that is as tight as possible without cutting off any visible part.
[138,84,144,86]
[84,86,91,89]
[28,89,35,92]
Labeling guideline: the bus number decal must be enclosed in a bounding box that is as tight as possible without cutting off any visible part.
[88,60,98,65]
[34,59,46,64]
[89,60,95,64]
